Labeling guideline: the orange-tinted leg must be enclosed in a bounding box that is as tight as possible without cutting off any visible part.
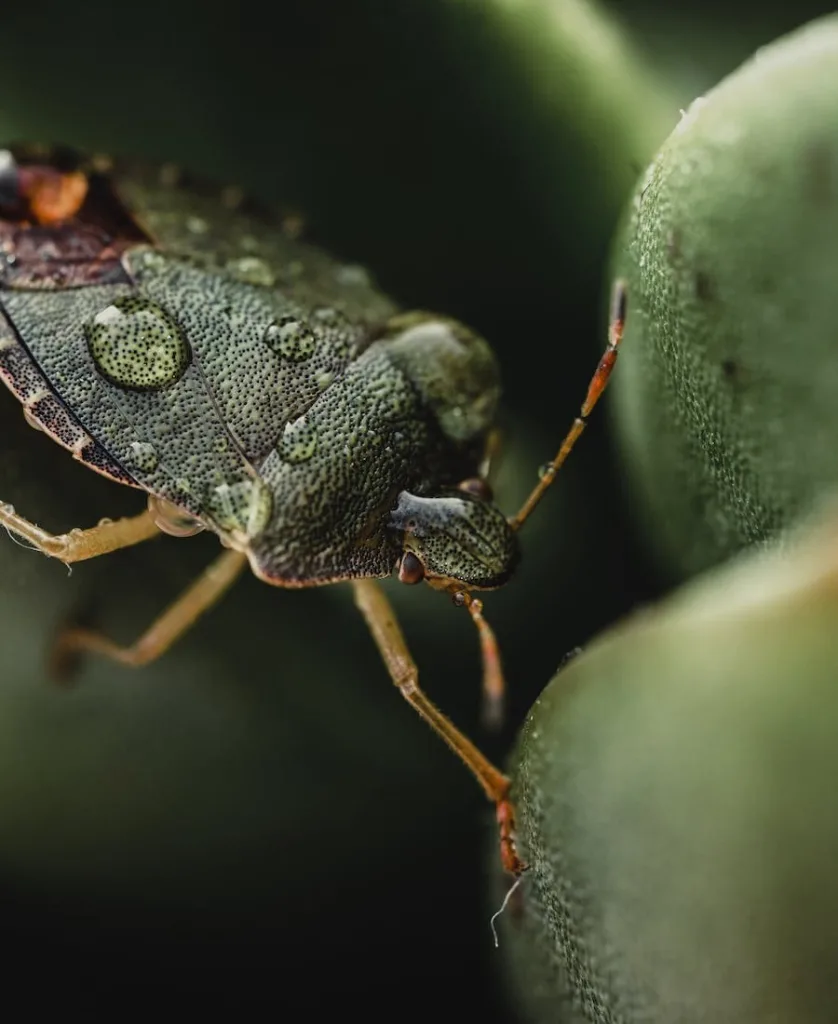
[453,591,506,731]
[53,549,247,671]
[352,578,525,876]
[0,503,160,562]
[509,278,627,531]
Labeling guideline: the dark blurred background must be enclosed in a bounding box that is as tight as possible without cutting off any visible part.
[0,0,834,1017]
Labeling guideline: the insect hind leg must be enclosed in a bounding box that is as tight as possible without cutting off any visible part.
[52,548,247,675]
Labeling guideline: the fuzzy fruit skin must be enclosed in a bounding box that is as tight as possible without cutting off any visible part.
[501,502,838,1023]
[611,14,838,579]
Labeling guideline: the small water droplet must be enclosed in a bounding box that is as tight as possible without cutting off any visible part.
[186,216,209,235]
[22,405,43,432]
[85,297,190,391]
[148,494,203,538]
[129,441,159,472]
[335,263,371,288]
[226,255,275,287]
[137,249,167,272]
[316,370,335,391]
[538,462,554,481]
[313,307,340,323]
[264,317,317,362]
[278,414,318,464]
[207,478,273,538]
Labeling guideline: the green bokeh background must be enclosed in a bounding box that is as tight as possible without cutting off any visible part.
[1,0,835,1017]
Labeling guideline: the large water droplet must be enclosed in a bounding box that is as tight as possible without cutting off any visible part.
[264,317,317,362]
[86,297,190,391]
[278,414,318,464]
[129,441,159,472]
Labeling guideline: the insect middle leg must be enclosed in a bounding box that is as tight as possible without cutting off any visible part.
[53,548,248,671]
[0,503,162,562]
[352,578,525,876]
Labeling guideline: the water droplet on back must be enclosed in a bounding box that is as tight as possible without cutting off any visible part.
[278,414,318,463]
[226,255,275,287]
[207,478,273,539]
[264,317,317,362]
[85,297,191,391]
[538,462,555,481]
[136,249,167,272]
[313,307,340,323]
[129,441,159,472]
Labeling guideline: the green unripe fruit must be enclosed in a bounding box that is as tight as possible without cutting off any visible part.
[612,14,838,578]
[503,501,838,1022]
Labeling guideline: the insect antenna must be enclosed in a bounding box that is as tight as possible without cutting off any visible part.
[453,591,506,729]
[508,279,626,532]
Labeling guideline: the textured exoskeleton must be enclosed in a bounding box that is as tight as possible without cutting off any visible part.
[0,145,624,880]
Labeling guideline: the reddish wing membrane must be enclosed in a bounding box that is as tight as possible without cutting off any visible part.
[0,144,151,291]
[0,146,143,487]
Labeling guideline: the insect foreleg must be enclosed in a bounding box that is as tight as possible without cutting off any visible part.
[352,578,525,876]
[52,548,247,673]
[0,504,160,563]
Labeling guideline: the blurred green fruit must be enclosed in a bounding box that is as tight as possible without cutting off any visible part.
[503,498,838,1022]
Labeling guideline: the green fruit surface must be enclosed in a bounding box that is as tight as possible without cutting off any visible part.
[503,501,838,1023]
[612,14,838,577]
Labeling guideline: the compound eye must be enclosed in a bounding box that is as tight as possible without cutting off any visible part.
[398,551,425,585]
[457,477,493,502]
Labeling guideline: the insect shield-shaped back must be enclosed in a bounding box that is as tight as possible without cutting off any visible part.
[391,490,520,591]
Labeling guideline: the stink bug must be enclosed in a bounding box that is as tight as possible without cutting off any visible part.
[0,144,624,878]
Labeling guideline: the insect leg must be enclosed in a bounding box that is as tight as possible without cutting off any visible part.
[0,504,160,562]
[53,549,247,671]
[508,278,626,531]
[352,578,525,876]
